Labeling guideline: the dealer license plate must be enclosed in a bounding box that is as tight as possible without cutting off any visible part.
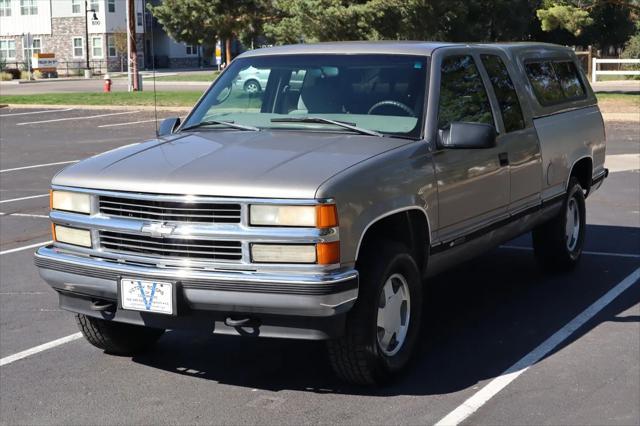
[120,278,174,315]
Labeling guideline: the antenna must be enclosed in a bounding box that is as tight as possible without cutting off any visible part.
[149,4,159,137]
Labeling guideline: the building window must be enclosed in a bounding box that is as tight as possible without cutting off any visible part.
[136,11,142,26]
[71,0,81,14]
[90,0,99,13]
[20,0,37,15]
[185,44,198,56]
[107,35,116,57]
[91,36,103,58]
[108,0,115,13]
[0,0,11,17]
[73,37,84,58]
[23,38,41,59]
[0,40,17,60]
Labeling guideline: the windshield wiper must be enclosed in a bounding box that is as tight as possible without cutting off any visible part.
[270,116,383,137]
[181,119,260,132]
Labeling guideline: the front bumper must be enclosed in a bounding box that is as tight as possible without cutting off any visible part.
[35,245,358,339]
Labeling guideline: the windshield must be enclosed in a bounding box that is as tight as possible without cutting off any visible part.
[183,54,428,139]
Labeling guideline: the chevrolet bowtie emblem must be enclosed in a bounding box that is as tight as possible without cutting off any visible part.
[140,222,176,238]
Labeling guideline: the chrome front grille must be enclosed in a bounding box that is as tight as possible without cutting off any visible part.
[99,231,242,262]
[99,196,241,224]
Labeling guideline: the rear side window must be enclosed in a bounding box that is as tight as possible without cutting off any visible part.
[525,60,586,106]
[481,54,525,132]
[552,61,585,99]
[438,55,493,129]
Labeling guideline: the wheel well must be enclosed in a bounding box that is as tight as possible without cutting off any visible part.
[244,79,260,88]
[570,157,593,193]
[357,210,429,273]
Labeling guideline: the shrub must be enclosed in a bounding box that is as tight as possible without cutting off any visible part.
[32,70,43,79]
[20,70,31,80]
[0,71,13,81]
[621,34,640,59]
[4,69,20,79]
[621,34,640,80]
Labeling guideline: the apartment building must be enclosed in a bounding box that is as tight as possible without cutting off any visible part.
[0,0,203,74]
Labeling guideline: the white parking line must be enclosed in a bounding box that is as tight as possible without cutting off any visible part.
[0,108,75,117]
[0,194,49,204]
[16,111,138,126]
[98,118,159,128]
[0,240,52,256]
[500,245,640,259]
[0,212,49,219]
[0,333,82,367]
[0,160,79,173]
[435,266,640,426]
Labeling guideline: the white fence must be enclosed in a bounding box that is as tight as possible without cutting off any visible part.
[591,58,640,83]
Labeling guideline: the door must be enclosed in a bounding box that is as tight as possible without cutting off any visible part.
[479,53,542,213]
[432,54,510,243]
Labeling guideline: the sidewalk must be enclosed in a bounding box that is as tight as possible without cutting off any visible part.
[591,80,640,93]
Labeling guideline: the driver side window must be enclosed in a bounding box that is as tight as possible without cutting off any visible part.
[438,55,493,129]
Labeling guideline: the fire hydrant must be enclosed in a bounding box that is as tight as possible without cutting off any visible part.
[103,74,112,93]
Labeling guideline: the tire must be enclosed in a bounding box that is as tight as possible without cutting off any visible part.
[243,79,261,94]
[327,241,422,385]
[75,314,165,356]
[532,177,586,272]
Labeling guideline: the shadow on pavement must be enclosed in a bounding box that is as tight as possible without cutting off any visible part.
[132,224,640,396]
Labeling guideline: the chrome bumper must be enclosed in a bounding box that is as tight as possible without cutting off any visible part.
[35,245,358,318]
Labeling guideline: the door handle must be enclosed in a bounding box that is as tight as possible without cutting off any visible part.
[498,152,509,167]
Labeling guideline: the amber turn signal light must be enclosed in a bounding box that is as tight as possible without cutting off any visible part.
[316,204,338,228]
[316,241,340,265]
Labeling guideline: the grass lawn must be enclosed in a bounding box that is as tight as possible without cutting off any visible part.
[0,91,203,107]
[148,72,220,82]
[2,91,637,110]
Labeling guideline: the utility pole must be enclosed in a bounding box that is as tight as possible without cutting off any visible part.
[126,0,139,91]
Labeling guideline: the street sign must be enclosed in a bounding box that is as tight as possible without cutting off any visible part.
[215,41,221,66]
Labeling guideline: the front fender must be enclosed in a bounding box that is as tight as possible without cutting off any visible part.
[316,142,437,267]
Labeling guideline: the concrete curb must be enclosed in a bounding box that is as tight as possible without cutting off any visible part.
[16,78,92,84]
[3,103,192,112]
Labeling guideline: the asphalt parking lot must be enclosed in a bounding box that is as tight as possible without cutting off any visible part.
[0,106,638,425]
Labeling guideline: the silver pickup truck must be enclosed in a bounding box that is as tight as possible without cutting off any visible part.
[35,42,607,385]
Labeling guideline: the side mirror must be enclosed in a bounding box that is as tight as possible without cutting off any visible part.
[438,122,496,149]
[158,117,181,136]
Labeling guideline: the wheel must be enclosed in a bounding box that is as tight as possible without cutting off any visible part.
[75,314,164,355]
[532,177,586,271]
[243,79,261,94]
[327,242,422,385]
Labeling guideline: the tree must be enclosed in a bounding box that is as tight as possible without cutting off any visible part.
[112,28,128,72]
[537,4,594,36]
[536,1,639,48]
[148,0,269,63]
[265,0,544,45]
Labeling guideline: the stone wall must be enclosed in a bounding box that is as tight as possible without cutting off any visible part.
[3,21,163,74]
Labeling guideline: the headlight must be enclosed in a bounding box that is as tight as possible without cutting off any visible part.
[53,225,92,247]
[250,204,338,228]
[50,190,91,214]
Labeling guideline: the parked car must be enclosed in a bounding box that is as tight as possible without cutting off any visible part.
[234,65,305,93]
[36,41,607,385]
[234,65,270,93]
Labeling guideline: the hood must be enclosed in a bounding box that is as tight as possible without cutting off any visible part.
[53,130,412,199]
